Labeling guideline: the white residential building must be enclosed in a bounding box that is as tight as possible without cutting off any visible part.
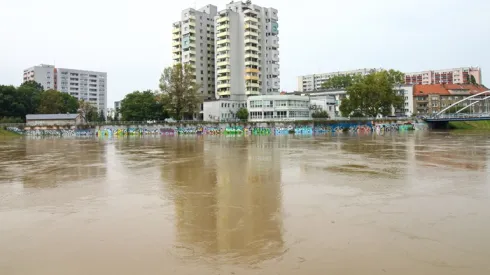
[23,64,56,90]
[247,95,309,121]
[215,0,280,99]
[23,64,107,113]
[297,68,380,92]
[203,100,247,121]
[172,5,218,101]
[57,68,107,113]
[404,67,482,85]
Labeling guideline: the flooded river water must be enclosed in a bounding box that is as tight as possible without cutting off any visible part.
[1,132,490,275]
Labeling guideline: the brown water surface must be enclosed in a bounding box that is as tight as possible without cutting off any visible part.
[1,132,490,274]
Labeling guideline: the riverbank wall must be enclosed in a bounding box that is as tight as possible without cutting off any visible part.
[3,120,429,137]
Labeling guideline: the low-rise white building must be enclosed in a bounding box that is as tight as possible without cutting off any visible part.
[310,96,337,118]
[203,100,247,121]
[247,95,310,121]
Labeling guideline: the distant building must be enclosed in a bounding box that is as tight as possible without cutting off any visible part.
[172,5,218,101]
[293,84,414,117]
[247,95,310,121]
[309,96,337,118]
[215,1,280,98]
[26,114,85,126]
[405,67,482,85]
[203,100,246,122]
[23,64,56,90]
[297,68,380,92]
[23,64,107,114]
[412,84,488,115]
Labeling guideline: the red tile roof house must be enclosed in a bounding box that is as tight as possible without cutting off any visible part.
[412,84,489,115]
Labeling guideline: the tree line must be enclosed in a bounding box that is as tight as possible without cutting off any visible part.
[0,81,105,123]
[118,63,201,121]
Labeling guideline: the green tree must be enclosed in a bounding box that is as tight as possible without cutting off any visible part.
[120,90,168,121]
[321,74,359,89]
[37,90,78,114]
[236,108,249,120]
[17,81,43,116]
[0,85,24,119]
[312,110,330,118]
[339,71,404,117]
[159,63,201,120]
[98,110,106,122]
[78,100,97,122]
[469,75,477,85]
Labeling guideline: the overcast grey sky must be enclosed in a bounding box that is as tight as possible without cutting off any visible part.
[1,0,489,108]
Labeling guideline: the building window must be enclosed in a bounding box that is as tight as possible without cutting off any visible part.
[275,111,287,118]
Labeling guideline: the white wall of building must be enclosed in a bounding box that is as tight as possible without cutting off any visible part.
[215,1,279,99]
[173,5,218,102]
[297,68,379,92]
[203,100,246,121]
[247,95,310,121]
[57,68,107,113]
[22,64,56,90]
[310,96,337,118]
[23,64,107,113]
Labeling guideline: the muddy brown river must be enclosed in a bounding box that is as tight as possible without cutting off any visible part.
[1,132,490,275]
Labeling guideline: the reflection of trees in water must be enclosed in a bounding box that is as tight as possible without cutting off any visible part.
[414,135,488,171]
[161,137,284,264]
[21,139,107,188]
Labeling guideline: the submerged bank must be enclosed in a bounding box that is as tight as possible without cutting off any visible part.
[0,128,20,137]
[449,120,490,130]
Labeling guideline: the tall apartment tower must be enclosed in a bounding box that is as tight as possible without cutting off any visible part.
[172,5,218,101]
[23,64,107,113]
[23,64,57,90]
[215,1,280,100]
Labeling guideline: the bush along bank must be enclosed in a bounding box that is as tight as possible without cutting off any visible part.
[449,121,490,130]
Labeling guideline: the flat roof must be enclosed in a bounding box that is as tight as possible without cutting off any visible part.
[26,114,79,120]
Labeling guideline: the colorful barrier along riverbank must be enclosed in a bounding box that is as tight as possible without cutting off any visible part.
[3,120,428,137]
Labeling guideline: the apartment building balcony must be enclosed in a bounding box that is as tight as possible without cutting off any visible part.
[172,27,180,34]
[245,68,259,73]
[172,33,181,39]
[244,31,259,37]
[245,23,258,30]
[245,53,259,59]
[245,75,259,81]
[217,75,230,81]
[246,82,260,88]
[245,16,258,23]
[245,60,259,67]
[217,31,228,38]
[245,45,259,52]
[217,17,229,23]
[244,38,258,44]
[217,61,229,67]
[216,53,230,59]
[217,38,231,45]
[172,40,181,47]
[216,45,230,51]
[217,24,228,31]
[217,83,231,89]
[246,89,260,95]
[217,68,231,74]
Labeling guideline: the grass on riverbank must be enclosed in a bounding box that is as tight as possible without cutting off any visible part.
[449,120,490,130]
[0,128,21,137]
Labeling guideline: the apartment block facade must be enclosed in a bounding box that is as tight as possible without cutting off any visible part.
[413,84,488,115]
[405,67,482,85]
[23,64,107,113]
[215,0,280,99]
[23,64,57,90]
[296,68,379,92]
[172,5,218,101]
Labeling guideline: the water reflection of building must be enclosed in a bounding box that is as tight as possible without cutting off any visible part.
[22,139,107,188]
[161,136,284,262]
